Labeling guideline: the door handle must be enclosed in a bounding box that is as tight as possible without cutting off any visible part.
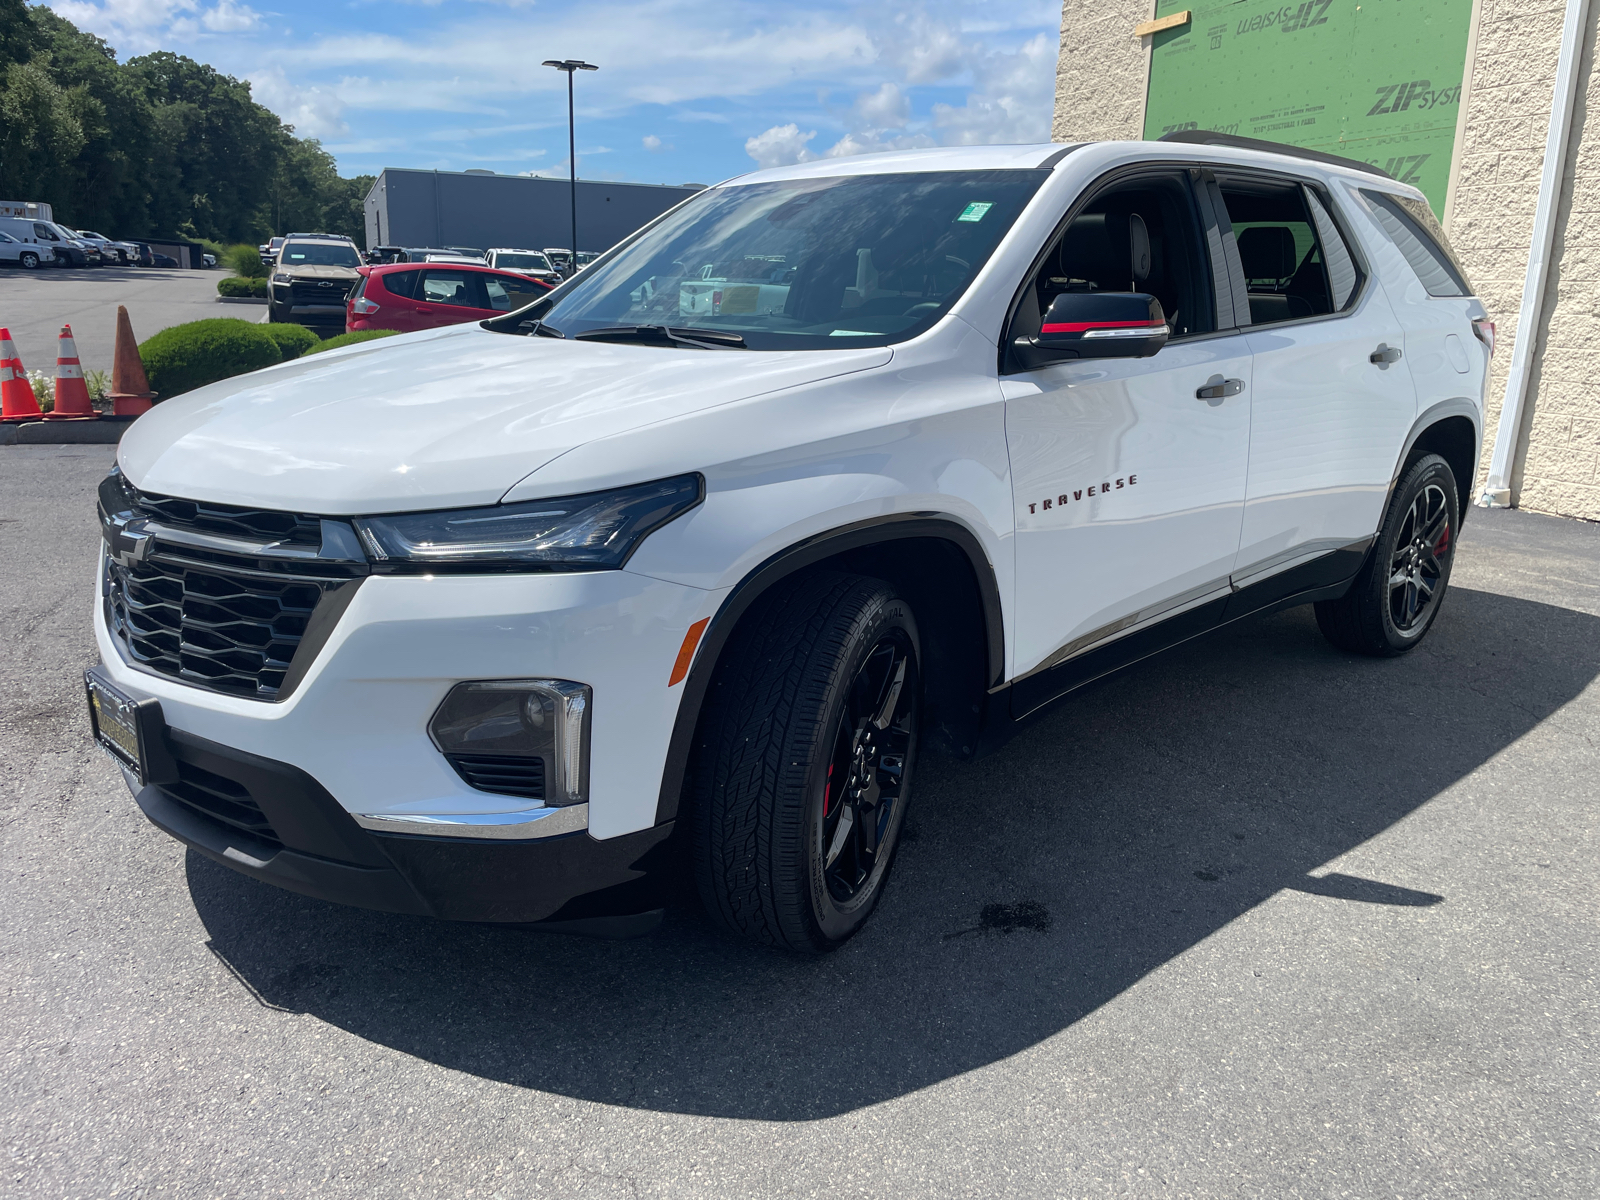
[1370,344,1403,364]
[1196,377,1244,400]
[415,305,433,313]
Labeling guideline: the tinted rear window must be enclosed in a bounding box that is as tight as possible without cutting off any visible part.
[1361,190,1472,297]
[381,269,421,299]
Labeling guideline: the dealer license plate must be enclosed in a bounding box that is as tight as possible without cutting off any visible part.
[85,667,158,783]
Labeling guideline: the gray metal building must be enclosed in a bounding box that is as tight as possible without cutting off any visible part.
[362,168,703,254]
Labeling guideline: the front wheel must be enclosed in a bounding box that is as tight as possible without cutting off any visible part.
[1315,453,1458,656]
[690,572,920,952]
[19,252,39,270]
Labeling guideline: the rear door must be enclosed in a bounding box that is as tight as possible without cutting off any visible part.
[1215,173,1417,590]
[412,269,491,327]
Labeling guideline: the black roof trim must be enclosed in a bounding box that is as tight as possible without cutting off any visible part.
[1037,144,1085,169]
[1157,131,1393,180]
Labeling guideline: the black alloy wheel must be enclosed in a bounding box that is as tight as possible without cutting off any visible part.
[691,571,921,952]
[1315,452,1459,656]
[1387,481,1452,633]
[819,638,913,904]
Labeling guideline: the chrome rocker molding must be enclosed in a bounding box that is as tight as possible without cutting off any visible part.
[353,803,589,840]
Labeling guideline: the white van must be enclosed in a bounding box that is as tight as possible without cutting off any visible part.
[0,217,57,266]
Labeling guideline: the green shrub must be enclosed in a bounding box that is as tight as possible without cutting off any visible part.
[223,242,268,279]
[261,323,319,361]
[218,275,268,298]
[304,329,400,356]
[139,318,283,400]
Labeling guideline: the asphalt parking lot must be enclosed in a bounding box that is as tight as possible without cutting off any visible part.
[0,266,260,377]
[2,444,1596,1199]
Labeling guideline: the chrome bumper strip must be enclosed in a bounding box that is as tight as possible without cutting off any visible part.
[352,802,589,840]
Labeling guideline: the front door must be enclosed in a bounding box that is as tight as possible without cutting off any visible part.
[1005,168,1253,708]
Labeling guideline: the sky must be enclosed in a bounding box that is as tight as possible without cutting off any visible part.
[48,0,1066,187]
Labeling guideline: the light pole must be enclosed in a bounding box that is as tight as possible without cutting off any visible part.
[541,58,598,275]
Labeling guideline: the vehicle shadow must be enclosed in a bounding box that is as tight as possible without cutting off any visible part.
[189,586,1600,1120]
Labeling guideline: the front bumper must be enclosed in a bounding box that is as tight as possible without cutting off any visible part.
[131,725,675,925]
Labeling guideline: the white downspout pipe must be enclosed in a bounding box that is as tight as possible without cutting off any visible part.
[1480,0,1592,507]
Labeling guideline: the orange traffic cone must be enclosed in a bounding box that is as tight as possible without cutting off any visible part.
[41,323,96,420]
[107,306,156,417]
[0,327,43,423]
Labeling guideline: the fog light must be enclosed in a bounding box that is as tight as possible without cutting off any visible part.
[428,679,590,805]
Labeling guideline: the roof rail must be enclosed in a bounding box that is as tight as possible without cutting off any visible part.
[1157,130,1394,180]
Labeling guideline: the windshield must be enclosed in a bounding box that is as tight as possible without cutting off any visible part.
[523,170,1046,349]
[281,241,361,267]
[496,253,551,269]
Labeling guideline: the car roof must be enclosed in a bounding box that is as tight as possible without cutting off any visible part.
[370,261,510,274]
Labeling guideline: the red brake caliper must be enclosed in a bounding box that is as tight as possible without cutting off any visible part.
[1435,523,1451,558]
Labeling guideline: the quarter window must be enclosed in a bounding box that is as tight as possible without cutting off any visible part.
[382,269,421,299]
[1361,189,1473,297]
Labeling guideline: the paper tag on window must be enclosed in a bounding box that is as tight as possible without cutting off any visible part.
[956,202,994,223]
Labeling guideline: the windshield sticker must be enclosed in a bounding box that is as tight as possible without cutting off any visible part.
[956,202,994,223]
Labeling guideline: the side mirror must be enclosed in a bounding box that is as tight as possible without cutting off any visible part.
[1013,292,1169,369]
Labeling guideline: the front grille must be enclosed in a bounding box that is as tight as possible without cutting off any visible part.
[107,555,326,698]
[101,481,366,702]
[165,760,282,849]
[290,280,351,306]
[137,492,321,546]
[446,754,545,800]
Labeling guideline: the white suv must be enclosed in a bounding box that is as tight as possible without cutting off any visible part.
[87,136,1489,950]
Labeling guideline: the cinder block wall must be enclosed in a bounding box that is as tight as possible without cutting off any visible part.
[1053,1,1153,142]
[1451,0,1600,519]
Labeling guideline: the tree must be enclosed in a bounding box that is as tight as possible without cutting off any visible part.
[0,4,374,246]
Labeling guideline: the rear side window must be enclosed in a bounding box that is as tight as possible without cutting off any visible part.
[1361,190,1473,297]
[1217,178,1363,325]
[381,269,421,299]
[419,269,486,308]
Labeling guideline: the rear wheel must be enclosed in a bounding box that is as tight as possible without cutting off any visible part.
[690,572,920,952]
[1315,452,1458,656]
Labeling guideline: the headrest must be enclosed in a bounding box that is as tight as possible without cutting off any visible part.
[1056,209,1152,291]
[1237,225,1298,281]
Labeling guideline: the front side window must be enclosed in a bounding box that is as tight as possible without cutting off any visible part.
[34,224,58,241]
[1217,179,1360,325]
[1361,189,1473,298]
[280,241,362,267]
[514,170,1048,349]
[1013,170,1215,343]
[485,274,549,310]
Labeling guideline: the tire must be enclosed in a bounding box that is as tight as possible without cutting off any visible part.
[1315,452,1459,656]
[19,252,39,270]
[690,571,921,952]
[267,301,288,324]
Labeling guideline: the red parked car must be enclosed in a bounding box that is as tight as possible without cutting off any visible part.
[346,262,554,334]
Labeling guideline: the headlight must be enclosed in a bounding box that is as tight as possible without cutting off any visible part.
[272,272,291,283]
[353,473,702,570]
[429,680,589,805]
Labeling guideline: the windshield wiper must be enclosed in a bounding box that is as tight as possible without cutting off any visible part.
[572,325,747,349]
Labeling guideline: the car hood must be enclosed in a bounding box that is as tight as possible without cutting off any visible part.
[278,263,359,280]
[117,323,892,513]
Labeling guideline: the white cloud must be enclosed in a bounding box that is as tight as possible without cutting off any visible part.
[248,67,348,139]
[855,81,909,129]
[49,0,262,51]
[642,135,664,151]
[202,0,258,31]
[744,123,818,169]
[931,32,1056,145]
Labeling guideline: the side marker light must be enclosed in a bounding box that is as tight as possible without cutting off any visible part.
[669,618,710,687]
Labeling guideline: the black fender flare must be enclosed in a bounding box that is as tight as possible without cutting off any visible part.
[652,513,1006,825]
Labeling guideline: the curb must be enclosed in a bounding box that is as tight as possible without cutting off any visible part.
[216,296,268,305]
[0,419,131,446]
